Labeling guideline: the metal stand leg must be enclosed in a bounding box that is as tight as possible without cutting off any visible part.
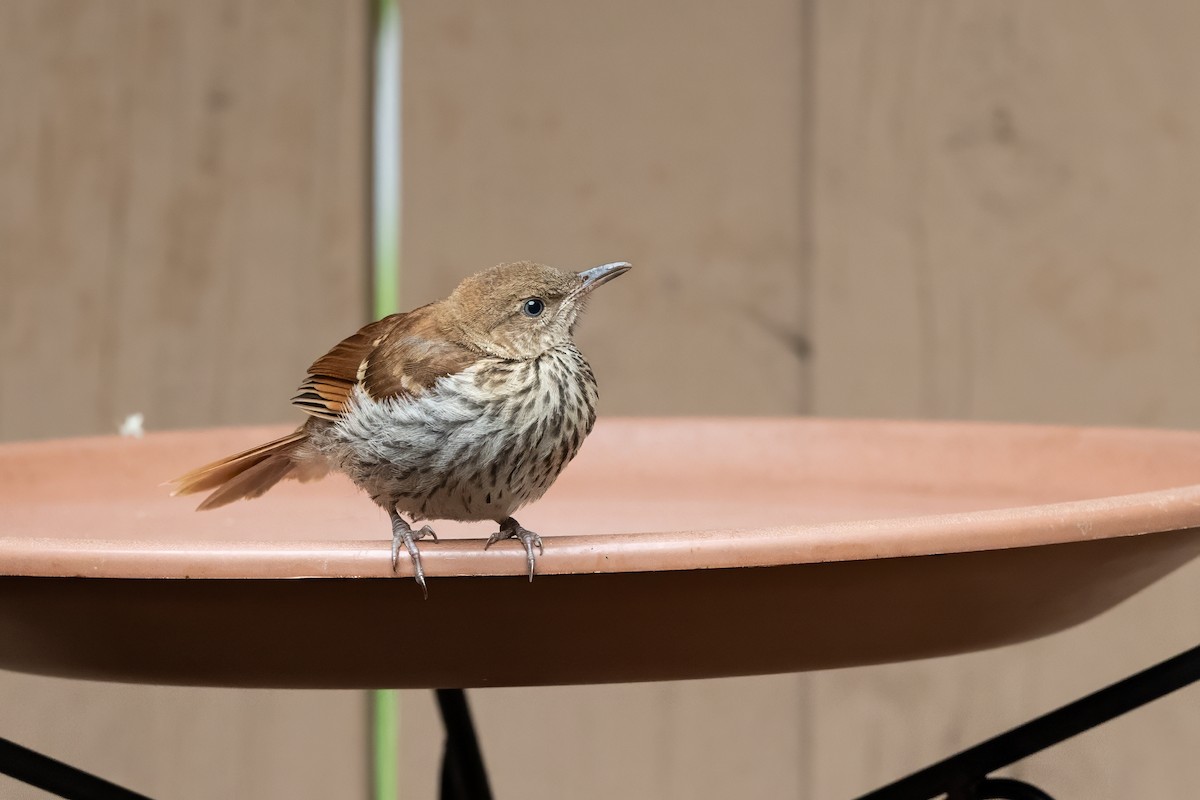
[0,737,152,800]
[949,777,1056,800]
[857,643,1200,800]
[435,689,493,800]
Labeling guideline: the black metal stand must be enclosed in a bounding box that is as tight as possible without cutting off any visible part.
[0,736,152,800]
[0,645,1196,799]
[436,688,494,800]
[856,642,1200,800]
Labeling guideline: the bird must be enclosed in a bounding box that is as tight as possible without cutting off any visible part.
[169,260,631,597]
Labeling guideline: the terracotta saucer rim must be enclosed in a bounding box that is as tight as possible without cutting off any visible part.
[0,486,1198,580]
[3,420,1200,580]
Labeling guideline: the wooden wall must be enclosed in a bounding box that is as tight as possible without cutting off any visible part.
[3,1,1200,798]
[0,2,369,797]
[400,0,809,415]
[806,4,1200,796]
[400,1,1200,798]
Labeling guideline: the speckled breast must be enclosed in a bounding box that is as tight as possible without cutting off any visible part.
[322,344,598,523]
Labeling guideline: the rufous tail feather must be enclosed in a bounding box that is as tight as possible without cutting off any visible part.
[169,429,307,510]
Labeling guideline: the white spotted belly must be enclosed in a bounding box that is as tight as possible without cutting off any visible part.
[307,347,597,523]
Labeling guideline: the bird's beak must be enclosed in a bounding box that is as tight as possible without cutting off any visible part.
[576,262,632,293]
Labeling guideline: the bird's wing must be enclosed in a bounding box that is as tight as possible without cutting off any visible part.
[291,305,478,421]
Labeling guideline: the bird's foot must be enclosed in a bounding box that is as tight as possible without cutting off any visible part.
[389,510,437,598]
[484,517,544,581]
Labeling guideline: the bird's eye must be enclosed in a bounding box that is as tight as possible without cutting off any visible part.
[522,298,545,317]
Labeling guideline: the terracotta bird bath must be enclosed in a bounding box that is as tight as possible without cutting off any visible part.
[1,418,1200,690]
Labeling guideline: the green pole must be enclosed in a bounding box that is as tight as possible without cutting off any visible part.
[371,0,401,798]
[372,689,400,800]
[373,0,401,322]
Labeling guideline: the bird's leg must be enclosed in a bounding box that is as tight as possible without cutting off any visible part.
[389,507,437,598]
[484,517,544,581]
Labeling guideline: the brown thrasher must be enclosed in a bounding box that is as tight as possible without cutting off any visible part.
[170,261,631,597]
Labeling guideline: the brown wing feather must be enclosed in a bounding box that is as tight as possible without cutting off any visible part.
[290,305,480,420]
[291,314,403,419]
[307,315,401,378]
[362,308,480,399]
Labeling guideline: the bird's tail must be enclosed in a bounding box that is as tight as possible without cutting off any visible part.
[169,428,308,510]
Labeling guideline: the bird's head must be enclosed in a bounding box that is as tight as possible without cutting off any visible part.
[443,260,631,359]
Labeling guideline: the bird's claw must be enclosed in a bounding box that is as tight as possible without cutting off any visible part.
[485,518,544,581]
[390,512,437,599]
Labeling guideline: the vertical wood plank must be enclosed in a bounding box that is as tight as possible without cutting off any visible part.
[810,3,1200,797]
[399,1,810,796]
[401,0,809,415]
[0,2,370,797]
[811,1,1200,426]
[0,0,369,439]
[0,678,369,800]
[402,678,804,800]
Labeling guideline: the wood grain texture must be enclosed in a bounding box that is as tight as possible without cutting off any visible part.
[0,0,368,440]
[0,677,368,800]
[0,2,369,797]
[401,678,805,800]
[809,3,1200,797]
[400,0,809,415]
[811,1,1200,426]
